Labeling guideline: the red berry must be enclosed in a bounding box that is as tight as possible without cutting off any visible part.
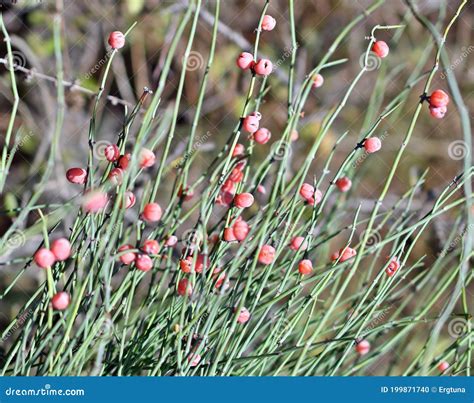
[82,191,108,213]
[233,219,249,241]
[355,339,370,355]
[249,111,262,120]
[258,244,275,265]
[299,183,314,201]
[290,129,299,141]
[312,73,324,88]
[332,246,357,263]
[229,168,244,183]
[117,153,131,170]
[223,227,237,242]
[242,115,259,133]
[66,167,87,185]
[139,148,155,169]
[51,291,70,311]
[257,184,266,194]
[298,259,313,275]
[429,89,449,108]
[118,244,136,265]
[50,238,71,261]
[308,189,323,206]
[120,191,136,209]
[364,137,381,153]
[371,41,389,58]
[290,236,308,251]
[234,192,254,209]
[108,31,125,49]
[336,177,352,192]
[104,144,120,162]
[141,239,159,255]
[254,59,273,76]
[429,105,447,119]
[177,278,192,296]
[236,307,250,324]
[236,52,254,70]
[34,248,56,268]
[135,254,153,272]
[165,235,178,247]
[216,191,234,206]
[437,361,449,372]
[253,128,271,144]
[232,143,245,157]
[385,256,400,277]
[108,167,124,186]
[142,203,162,223]
[261,15,276,31]
[178,185,194,201]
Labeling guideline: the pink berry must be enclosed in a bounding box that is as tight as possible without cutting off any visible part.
[177,278,192,296]
[188,353,201,367]
[104,144,120,162]
[257,184,266,194]
[290,129,299,141]
[364,137,381,153]
[371,41,389,58]
[312,73,324,88]
[232,143,245,157]
[236,52,254,70]
[142,203,162,223]
[236,307,250,324]
[385,256,400,277]
[253,128,271,144]
[51,291,70,311]
[437,361,449,372]
[234,192,254,209]
[290,236,308,251]
[141,239,159,255]
[215,272,230,291]
[298,259,313,275]
[120,191,136,209]
[108,167,124,185]
[355,339,370,355]
[216,191,234,206]
[118,244,136,265]
[108,31,125,49]
[429,105,447,119]
[82,191,108,213]
[165,235,178,247]
[242,115,260,133]
[249,111,262,120]
[429,89,449,108]
[139,148,155,168]
[50,238,71,261]
[224,227,237,242]
[299,183,314,201]
[66,167,87,185]
[253,59,273,76]
[258,244,275,265]
[233,218,250,241]
[135,254,153,272]
[117,153,131,170]
[34,248,56,268]
[308,189,323,206]
[221,179,236,194]
[336,177,352,192]
[261,15,276,31]
[332,246,357,263]
[230,168,244,183]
